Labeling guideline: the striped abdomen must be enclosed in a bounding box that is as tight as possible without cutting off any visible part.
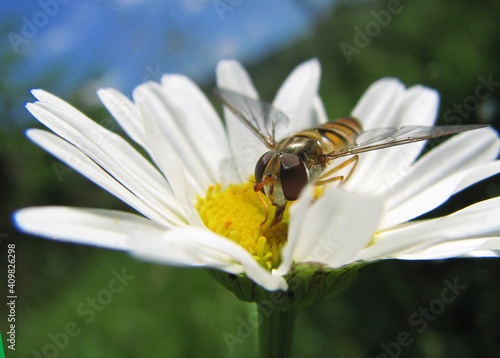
[295,117,363,155]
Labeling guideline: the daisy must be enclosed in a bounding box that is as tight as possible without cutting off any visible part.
[14,59,500,300]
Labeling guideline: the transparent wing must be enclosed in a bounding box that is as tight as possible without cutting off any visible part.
[214,88,289,149]
[329,124,488,159]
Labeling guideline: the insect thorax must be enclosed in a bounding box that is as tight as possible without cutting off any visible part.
[275,136,326,181]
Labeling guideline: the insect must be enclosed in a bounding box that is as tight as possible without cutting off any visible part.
[214,88,488,226]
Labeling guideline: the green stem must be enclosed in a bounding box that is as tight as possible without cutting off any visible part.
[257,303,298,358]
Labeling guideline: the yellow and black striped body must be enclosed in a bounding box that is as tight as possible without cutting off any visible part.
[275,117,363,182]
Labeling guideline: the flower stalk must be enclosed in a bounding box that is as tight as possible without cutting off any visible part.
[258,303,298,358]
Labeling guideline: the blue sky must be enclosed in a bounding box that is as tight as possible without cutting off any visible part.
[1,0,334,123]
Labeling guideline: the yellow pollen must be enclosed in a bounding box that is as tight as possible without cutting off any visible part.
[195,181,289,271]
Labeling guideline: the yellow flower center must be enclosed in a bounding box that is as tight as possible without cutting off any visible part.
[195,181,289,271]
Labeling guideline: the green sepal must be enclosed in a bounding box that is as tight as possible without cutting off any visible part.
[207,261,366,311]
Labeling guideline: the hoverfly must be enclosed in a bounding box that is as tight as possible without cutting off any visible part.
[214,88,487,226]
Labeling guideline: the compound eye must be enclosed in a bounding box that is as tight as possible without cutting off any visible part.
[280,153,308,201]
[255,151,276,186]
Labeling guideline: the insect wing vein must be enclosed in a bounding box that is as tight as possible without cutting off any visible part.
[329,124,488,158]
[214,88,289,149]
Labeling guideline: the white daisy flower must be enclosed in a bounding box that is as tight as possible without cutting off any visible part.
[14,59,500,297]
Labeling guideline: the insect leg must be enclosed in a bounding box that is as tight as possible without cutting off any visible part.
[314,175,344,186]
[315,155,359,185]
[255,191,269,226]
[270,205,287,227]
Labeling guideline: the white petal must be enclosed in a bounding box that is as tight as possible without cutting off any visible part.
[351,78,405,130]
[216,59,266,178]
[319,191,383,267]
[14,207,166,250]
[130,227,288,291]
[347,85,439,194]
[359,196,500,261]
[460,240,500,257]
[312,95,329,125]
[275,186,316,276]
[277,188,383,273]
[97,88,149,150]
[385,127,500,210]
[26,129,185,226]
[132,82,212,192]
[462,249,500,258]
[160,75,238,186]
[381,160,500,228]
[135,91,204,226]
[394,238,499,260]
[26,91,177,216]
[391,85,440,127]
[300,189,382,267]
[288,188,336,264]
[466,239,500,252]
[272,58,321,137]
[216,59,259,98]
[346,79,405,191]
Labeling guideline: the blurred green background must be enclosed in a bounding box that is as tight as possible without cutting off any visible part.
[1,0,500,357]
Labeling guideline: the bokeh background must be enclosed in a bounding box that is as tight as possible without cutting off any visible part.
[1,0,500,357]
